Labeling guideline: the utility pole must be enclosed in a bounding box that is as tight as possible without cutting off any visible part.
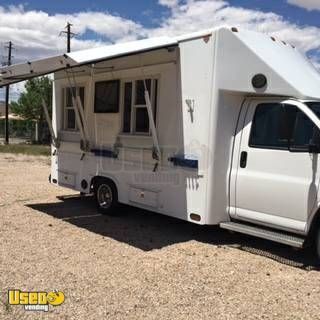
[4,41,12,144]
[60,22,76,53]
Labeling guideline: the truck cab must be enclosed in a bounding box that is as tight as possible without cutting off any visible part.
[224,97,320,254]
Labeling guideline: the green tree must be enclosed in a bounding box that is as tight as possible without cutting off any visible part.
[11,76,52,143]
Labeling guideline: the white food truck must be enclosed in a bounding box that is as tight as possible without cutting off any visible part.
[2,27,320,258]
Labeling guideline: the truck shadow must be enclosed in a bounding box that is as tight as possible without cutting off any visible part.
[27,195,319,271]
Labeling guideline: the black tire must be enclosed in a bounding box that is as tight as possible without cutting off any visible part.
[94,178,118,215]
[315,227,320,262]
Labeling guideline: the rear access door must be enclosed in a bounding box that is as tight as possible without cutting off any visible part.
[230,99,320,234]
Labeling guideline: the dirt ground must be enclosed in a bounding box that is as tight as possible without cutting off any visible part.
[0,153,320,320]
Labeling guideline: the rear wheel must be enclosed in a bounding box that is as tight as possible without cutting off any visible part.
[94,178,118,215]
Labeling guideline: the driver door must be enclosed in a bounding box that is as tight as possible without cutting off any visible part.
[234,100,320,233]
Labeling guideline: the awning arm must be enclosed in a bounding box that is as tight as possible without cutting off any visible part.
[139,54,161,163]
[42,99,60,148]
[76,92,90,144]
[144,90,161,162]
[71,95,89,151]
[66,71,90,151]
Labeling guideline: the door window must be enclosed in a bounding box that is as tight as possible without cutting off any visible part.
[249,102,320,151]
[249,103,289,150]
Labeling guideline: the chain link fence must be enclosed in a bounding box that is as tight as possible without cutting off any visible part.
[0,119,50,144]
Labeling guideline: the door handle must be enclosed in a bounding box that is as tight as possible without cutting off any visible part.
[240,151,248,168]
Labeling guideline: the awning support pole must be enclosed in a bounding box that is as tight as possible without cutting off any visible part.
[42,99,60,148]
[66,71,90,151]
[139,55,161,163]
[76,93,90,143]
[71,95,89,151]
[144,89,161,162]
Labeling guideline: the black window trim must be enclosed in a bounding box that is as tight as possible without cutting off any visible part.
[248,144,290,151]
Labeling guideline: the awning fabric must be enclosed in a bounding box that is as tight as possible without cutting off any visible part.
[0,36,178,88]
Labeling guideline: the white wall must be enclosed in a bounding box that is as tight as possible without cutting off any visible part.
[178,34,216,223]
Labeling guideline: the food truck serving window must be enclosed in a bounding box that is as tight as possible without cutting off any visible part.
[94,80,120,113]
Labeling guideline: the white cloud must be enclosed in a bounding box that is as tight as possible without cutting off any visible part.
[0,5,144,101]
[152,0,320,53]
[2,0,320,101]
[287,0,320,11]
[8,82,25,101]
[1,1,320,65]
[0,5,144,64]
[158,0,180,8]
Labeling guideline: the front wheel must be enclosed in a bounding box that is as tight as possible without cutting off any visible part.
[94,178,118,215]
[315,226,320,262]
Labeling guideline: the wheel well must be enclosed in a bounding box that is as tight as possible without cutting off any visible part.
[90,176,118,196]
[306,209,320,246]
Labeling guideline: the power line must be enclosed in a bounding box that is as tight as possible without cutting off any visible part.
[59,22,76,53]
[4,41,13,145]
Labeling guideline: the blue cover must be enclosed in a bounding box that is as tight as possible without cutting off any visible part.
[91,148,118,158]
[168,155,198,169]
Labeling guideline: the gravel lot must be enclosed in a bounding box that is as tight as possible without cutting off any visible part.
[0,153,320,319]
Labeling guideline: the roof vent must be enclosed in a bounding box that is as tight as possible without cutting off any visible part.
[231,27,238,33]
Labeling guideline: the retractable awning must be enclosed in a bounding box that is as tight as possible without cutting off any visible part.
[0,55,77,87]
[0,36,178,88]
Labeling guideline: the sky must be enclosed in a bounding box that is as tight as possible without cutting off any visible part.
[0,0,320,101]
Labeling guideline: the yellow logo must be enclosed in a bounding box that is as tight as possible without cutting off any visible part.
[8,290,65,312]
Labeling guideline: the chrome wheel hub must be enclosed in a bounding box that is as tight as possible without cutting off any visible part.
[97,184,113,209]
